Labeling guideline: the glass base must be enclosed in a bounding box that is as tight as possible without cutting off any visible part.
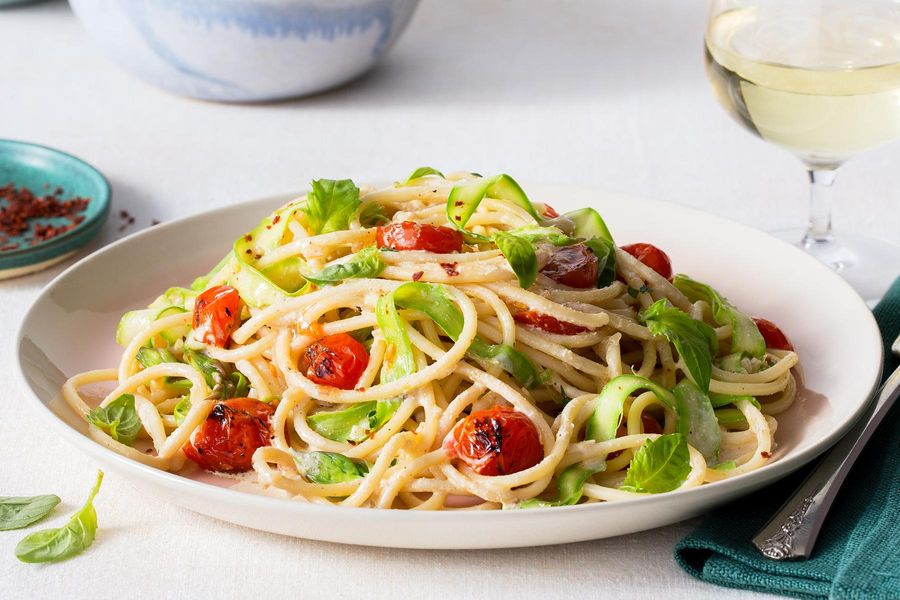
[770,229,900,306]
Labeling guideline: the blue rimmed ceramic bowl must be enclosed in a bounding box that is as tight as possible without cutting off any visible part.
[0,140,111,278]
[69,0,420,102]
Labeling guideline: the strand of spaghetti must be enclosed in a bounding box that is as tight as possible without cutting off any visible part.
[758,374,798,415]
[380,260,515,284]
[117,311,192,382]
[271,388,302,451]
[706,399,772,480]
[382,249,503,265]
[205,331,276,363]
[235,358,272,399]
[538,281,627,304]
[459,284,517,347]
[256,229,374,267]
[615,248,692,312]
[340,432,416,507]
[483,282,612,329]
[376,449,447,508]
[711,351,799,383]
[709,371,792,396]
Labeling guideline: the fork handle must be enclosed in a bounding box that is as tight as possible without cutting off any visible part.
[752,365,900,560]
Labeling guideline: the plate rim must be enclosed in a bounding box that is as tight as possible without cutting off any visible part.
[15,185,884,526]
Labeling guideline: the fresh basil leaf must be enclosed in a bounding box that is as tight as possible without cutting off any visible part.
[307,399,401,443]
[173,397,191,427]
[468,338,546,389]
[518,461,605,509]
[403,166,444,183]
[305,246,385,286]
[358,202,390,227]
[389,282,544,388]
[15,471,103,564]
[493,231,537,289]
[446,174,540,233]
[620,433,690,494]
[0,495,60,531]
[673,379,721,462]
[583,237,617,287]
[639,300,718,393]
[85,394,141,445]
[673,274,765,359]
[290,451,369,484]
[563,207,614,243]
[301,178,361,235]
[585,374,677,442]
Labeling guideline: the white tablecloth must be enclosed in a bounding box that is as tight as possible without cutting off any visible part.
[3,1,898,598]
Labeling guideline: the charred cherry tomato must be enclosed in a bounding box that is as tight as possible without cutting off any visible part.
[620,243,673,280]
[193,285,242,347]
[303,333,369,389]
[184,398,274,472]
[540,243,599,289]
[753,317,794,351]
[376,221,463,254]
[542,204,559,218]
[444,406,543,476]
[513,310,590,335]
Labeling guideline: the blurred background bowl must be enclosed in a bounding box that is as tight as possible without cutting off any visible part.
[68,0,420,102]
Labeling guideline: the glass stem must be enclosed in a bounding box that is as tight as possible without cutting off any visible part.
[802,168,837,245]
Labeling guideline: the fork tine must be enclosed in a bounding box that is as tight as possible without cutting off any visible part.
[892,333,900,357]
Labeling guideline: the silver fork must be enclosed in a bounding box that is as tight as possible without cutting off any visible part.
[752,333,900,560]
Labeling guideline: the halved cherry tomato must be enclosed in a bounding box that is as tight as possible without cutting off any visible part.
[444,406,543,476]
[542,204,559,218]
[184,398,274,472]
[753,317,794,351]
[540,244,599,288]
[303,333,369,389]
[193,285,242,347]
[376,221,463,254]
[620,243,672,280]
[513,310,590,335]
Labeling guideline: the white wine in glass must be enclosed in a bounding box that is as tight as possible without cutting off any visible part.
[705,0,900,301]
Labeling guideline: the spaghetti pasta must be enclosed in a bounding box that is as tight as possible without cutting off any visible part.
[62,170,800,510]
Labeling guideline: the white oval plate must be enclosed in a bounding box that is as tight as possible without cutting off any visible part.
[16,185,883,549]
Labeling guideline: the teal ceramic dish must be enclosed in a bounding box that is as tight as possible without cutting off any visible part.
[0,140,111,278]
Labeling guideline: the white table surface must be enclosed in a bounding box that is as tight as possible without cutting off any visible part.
[2,1,898,598]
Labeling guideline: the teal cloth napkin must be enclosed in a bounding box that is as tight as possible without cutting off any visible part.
[675,277,900,599]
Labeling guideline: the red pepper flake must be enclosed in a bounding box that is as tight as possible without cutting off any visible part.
[272,215,281,224]
[440,262,459,277]
[412,271,424,281]
[761,451,772,459]
[0,183,91,248]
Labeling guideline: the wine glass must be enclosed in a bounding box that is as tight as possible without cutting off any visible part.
[705,0,900,302]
